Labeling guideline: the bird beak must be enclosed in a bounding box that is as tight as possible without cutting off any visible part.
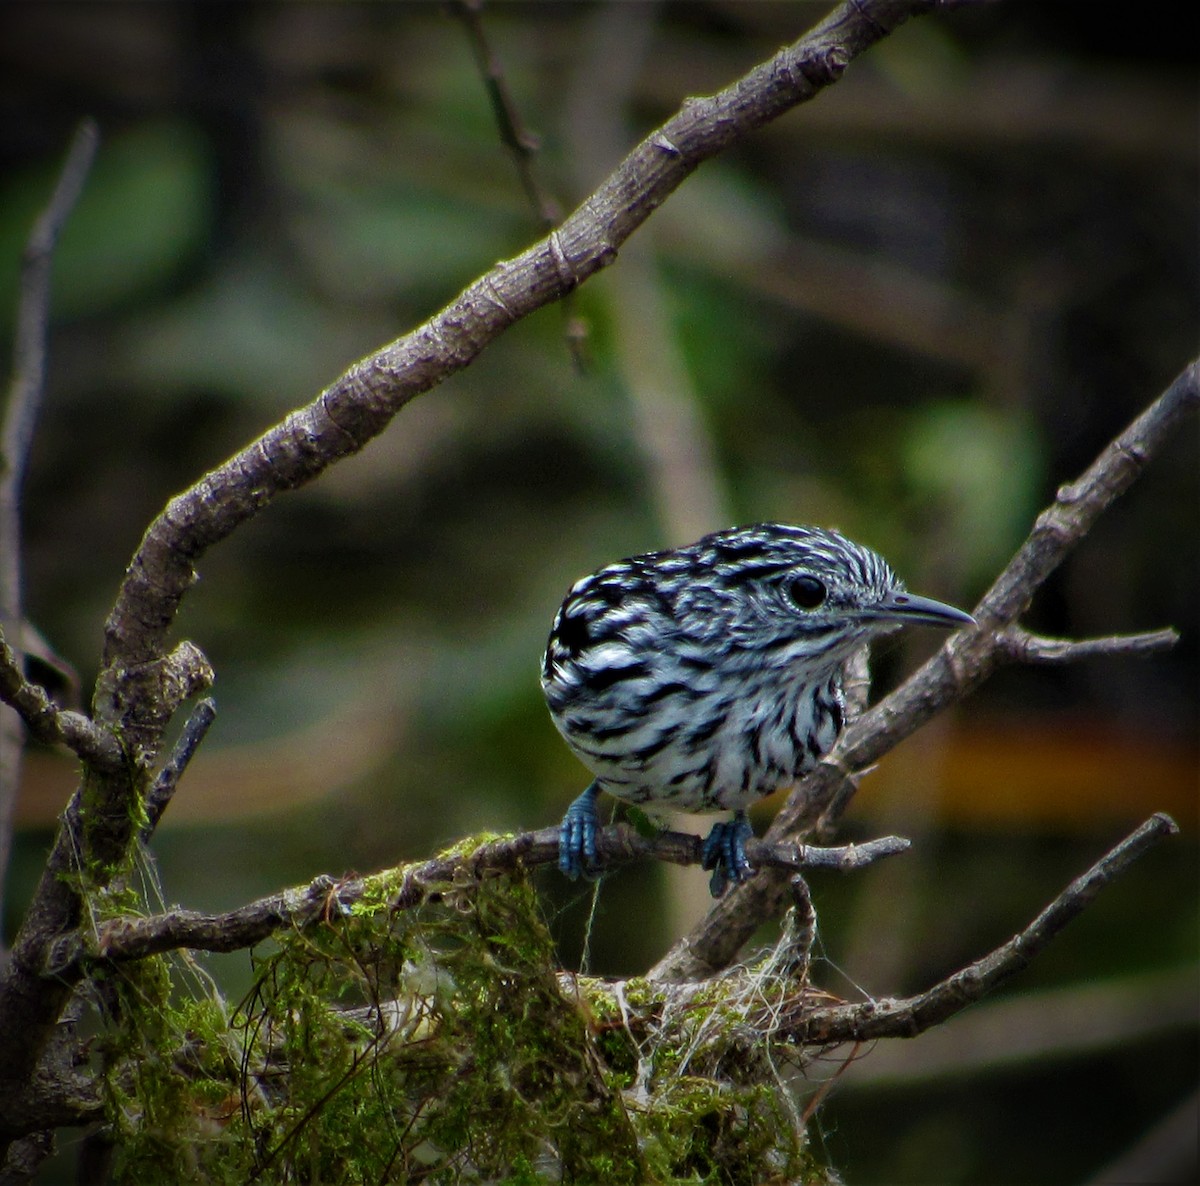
[868,590,976,629]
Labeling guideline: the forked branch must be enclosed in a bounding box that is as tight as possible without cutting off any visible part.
[0,627,123,771]
[542,815,1180,1054]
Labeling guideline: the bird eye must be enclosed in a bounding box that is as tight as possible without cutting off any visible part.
[786,575,826,610]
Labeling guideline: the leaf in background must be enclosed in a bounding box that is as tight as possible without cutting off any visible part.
[901,400,1045,586]
[869,18,970,98]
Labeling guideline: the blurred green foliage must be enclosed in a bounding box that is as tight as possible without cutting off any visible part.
[900,399,1044,587]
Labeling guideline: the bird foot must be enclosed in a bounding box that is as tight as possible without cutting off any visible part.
[558,782,602,880]
[700,813,754,897]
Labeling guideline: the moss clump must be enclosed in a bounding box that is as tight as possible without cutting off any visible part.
[228,855,642,1184]
[99,967,250,1184]
[92,836,832,1184]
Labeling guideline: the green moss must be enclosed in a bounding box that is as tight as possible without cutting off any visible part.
[88,836,832,1184]
[74,762,153,892]
[98,959,251,1184]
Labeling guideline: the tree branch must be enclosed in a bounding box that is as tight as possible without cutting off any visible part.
[141,697,217,839]
[651,361,1198,981]
[1,119,99,497]
[551,815,1179,1055]
[56,830,909,971]
[0,627,123,771]
[449,0,561,229]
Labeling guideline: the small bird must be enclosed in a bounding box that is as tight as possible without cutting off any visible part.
[541,523,974,896]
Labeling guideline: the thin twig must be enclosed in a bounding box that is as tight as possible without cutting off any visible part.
[997,625,1179,664]
[447,0,589,370]
[0,120,99,943]
[448,0,561,228]
[141,698,217,839]
[2,120,99,491]
[841,965,1197,1085]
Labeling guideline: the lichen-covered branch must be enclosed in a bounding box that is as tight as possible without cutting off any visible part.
[652,361,1198,981]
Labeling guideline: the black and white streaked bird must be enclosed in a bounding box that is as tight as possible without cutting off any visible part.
[541,523,974,896]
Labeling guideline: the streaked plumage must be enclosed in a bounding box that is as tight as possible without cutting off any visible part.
[542,523,973,895]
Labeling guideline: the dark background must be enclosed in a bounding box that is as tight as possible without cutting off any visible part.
[1,2,1196,1182]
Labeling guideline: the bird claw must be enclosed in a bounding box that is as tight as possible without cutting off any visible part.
[558,783,602,880]
[700,813,754,898]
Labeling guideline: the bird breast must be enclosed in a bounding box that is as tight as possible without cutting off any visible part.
[546,647,846,814]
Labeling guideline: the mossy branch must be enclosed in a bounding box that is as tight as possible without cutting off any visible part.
[55,830,909,973]
[318,815,1180,1079]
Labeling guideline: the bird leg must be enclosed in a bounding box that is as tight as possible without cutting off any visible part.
[558,781,602,879]
[700,810,754,897]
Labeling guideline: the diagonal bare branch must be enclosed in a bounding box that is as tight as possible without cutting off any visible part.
[651,361,1198,981]
[98,0,941,749]
[796,813,1180,1043]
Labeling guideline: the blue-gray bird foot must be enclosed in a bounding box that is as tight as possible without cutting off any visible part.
[558,782,602,880]
[700,812,754,897]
